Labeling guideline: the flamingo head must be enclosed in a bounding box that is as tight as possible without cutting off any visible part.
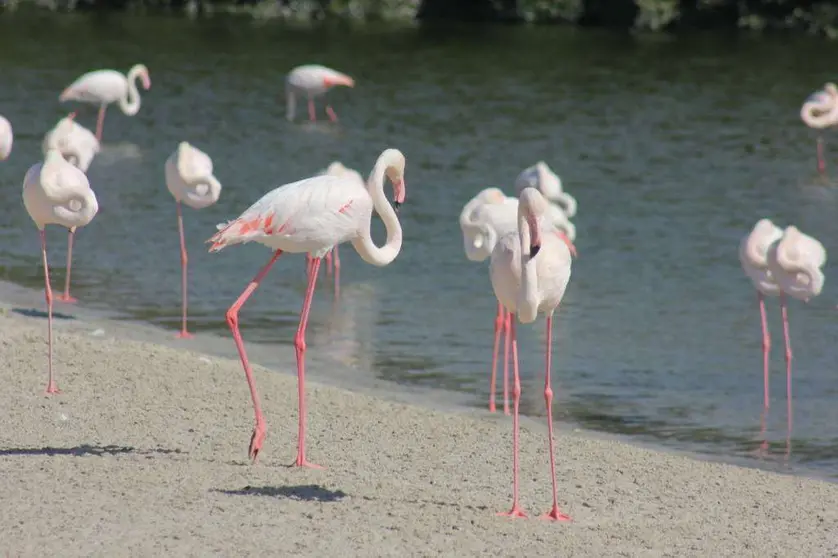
[324,74,355,89]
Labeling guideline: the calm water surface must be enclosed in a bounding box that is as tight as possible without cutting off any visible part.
[1,14,838,478]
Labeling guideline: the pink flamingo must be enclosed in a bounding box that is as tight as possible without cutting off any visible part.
[800,83,838,174]
[22,149,99,394]
[285,65,355,123]
[165,142,223,339]
[305,161,366,296]
[0,115,12,160]
[59,64,151,142]
[207,148,406,468]
[42,112,100,304]
[490,187,575,521]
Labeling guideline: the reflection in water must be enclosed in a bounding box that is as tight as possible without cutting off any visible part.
[316,281,378,374]
[95,142,143,164]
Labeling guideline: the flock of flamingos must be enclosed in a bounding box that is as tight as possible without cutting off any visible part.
[0,63,833,521]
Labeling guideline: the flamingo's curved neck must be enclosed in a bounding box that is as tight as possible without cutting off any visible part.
[516,211,540,323]
[351,155,402,266]
[119,67,144,116]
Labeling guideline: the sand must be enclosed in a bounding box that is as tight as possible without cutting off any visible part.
[0,292,836,557]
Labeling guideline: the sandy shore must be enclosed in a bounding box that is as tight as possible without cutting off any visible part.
[0,296,836,557]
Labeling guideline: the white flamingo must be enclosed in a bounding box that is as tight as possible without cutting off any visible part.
[165,142,223,339]
[207,148,406,468]
[0,115,12,160]
[515,161,577,218]
[490,187,574,522]
[286,64,355,123]
[22,149,99,394]
[460,188,576,415]
[41,113,101,304]
[305,161,367,295]
[800,83,838,174]
[59,64,151,142]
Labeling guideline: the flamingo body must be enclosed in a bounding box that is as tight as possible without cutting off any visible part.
[740,218,784,297]
[515,161,577,218]
[43,114,100,173]
[286,64,355,123]
[0,115,12,160]
[766,226,826,301]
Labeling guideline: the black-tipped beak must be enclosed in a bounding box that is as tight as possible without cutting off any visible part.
[529,244,540,258]
[393,200,402,213]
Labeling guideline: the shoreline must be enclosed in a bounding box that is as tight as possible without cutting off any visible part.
[1,282,837,555]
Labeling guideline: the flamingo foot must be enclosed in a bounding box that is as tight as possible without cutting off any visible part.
[497,505,527,519]
[45,381,61,395]
[56,294,77,304]
[292,454,325,469]
[175,330,194,339]
[540,506,571,522]
[248,424,266,463]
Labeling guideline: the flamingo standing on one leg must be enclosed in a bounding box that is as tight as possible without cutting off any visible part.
[490,187,576,521]
[59,64,151,142]
[165,142,223,339]
[800,83,838,175]
[515,161,578,218]
[285,65,355,123]
[305,161,366,297]
[207,148,406,468]
[766,225,826,439]
[22,149,99,394]
[739,218,785,413]
[42,112,101,304]
[0,115,12,160]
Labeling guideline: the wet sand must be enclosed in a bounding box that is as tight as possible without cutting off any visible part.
[0,291,836,557]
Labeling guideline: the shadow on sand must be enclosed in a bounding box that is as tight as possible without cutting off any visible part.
[11,307,76,320]
[0,444,184,458]
[213,484,348,503]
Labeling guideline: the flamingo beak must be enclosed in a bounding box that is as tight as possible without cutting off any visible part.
[392,179,406,212]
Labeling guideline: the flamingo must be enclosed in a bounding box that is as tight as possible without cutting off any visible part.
[165,142,222,339]
[42,112,101,304]
[515,161,577,218]
[739,218,784,413]
[765,225,826,435]
[22,149,99,394]
[460,188,577,415]
[305,161,367,295]
[800,83,838,174]
[286,65,355,123]
[59,64,151,142]
[207,148,406,468]
[0,115,12,160]
[490,187,575,522]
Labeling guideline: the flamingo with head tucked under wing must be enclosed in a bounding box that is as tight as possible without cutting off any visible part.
[22,149,99,394]
[207,148,406,469]
[515,161,577,218]
[59,64,151,142]
[0,115,12,160]
[286,65,355,123]
[165,142,223,339]
[800,83,838,174]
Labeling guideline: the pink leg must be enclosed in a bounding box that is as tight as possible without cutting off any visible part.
[175,202,193,339]
[817,136,826,175]
[308,98,316,122]
[498,318,526,518]
[39,231,60,395]
[325,250,333,277]
[293,257,324,469]
[540,315,571,522]
[758,291,770,410]
[326,105,338,122]
[488,302,503,413]
[56,228,77,304]
[502,310,512,415]
[225,250,283,463]
[95,105,106,143]
[332,245,341,299]
[780,293,793,437]
[305,253,313,277]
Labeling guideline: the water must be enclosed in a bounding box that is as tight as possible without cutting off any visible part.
[1,13,838,479]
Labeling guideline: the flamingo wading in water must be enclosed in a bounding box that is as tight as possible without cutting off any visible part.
[165,142,223,339]
[207,148,407,468]
[286,65,355,123]
[22,149,99,394]
[0,115,12,160]
[42,112,101,304]
[490,187,575,522]
[59,64,151,142]
[461,188,577,415]
[800,83,838,174]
